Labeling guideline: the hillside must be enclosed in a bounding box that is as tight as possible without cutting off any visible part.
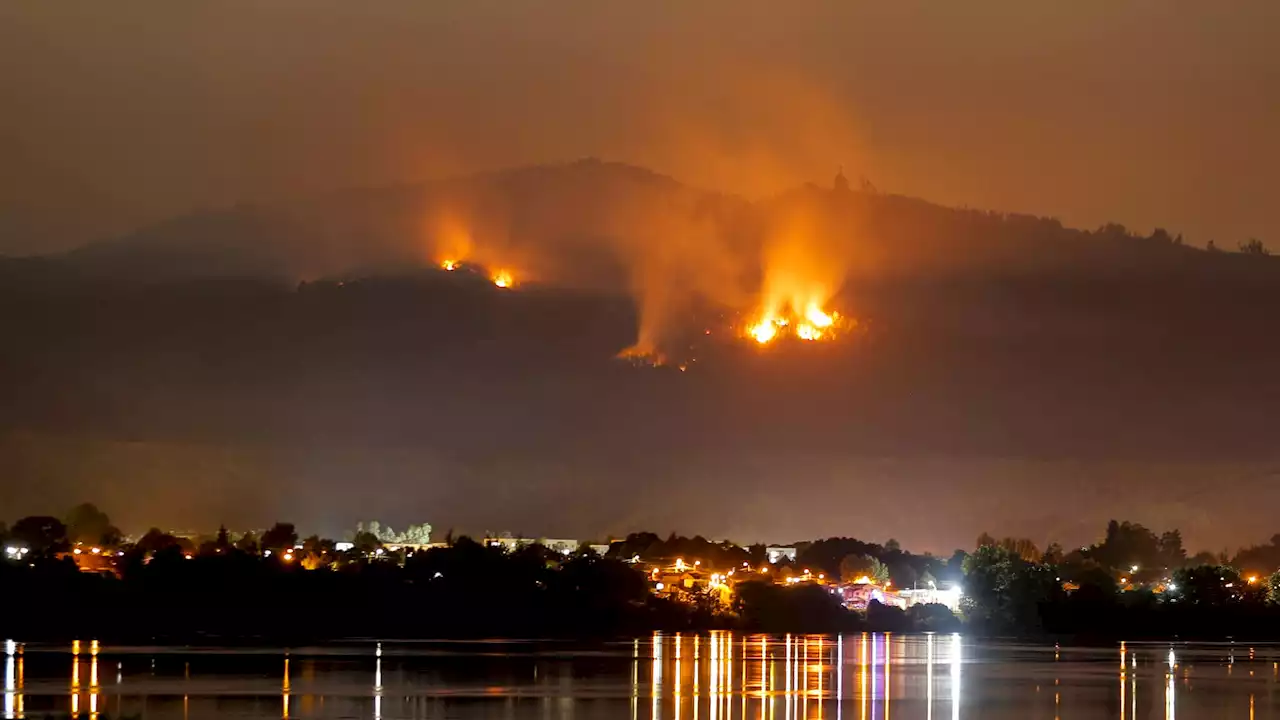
[3,160,1280,548]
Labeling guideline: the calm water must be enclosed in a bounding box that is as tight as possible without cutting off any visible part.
[4,634,1278,719]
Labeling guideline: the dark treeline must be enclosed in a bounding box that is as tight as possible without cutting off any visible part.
[11,510,1280,641]
[2,537,683,642]
[965,520,1280,639]
[0,536,954,643]
[0,510,961,642]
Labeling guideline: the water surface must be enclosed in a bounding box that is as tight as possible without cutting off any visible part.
[4,634,1275,718]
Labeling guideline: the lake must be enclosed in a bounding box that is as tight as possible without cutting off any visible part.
[3,634,1274,718]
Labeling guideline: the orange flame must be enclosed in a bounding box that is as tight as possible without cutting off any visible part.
[748,318,780,344]
[744,303,842,344]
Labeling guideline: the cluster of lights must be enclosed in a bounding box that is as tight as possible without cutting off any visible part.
[782,568,829,584]
[71,546,108,556]
[3,547,29,557]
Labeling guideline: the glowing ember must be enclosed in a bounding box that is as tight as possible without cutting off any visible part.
[492,270,514,288]
[441,260,459,271]
[796,323,822,341]
[748,318,779,344]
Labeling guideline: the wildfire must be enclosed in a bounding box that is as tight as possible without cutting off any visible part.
[441,259,459,271]
[796,323,822,341]
[745,303,843,344]
[805,303,834,329]
[492,270,514,288]
[748,318,780,344]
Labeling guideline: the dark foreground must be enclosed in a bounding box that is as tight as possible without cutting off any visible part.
[3,634,1274,719]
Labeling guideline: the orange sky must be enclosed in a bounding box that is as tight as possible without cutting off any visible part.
[1,0,1276,254]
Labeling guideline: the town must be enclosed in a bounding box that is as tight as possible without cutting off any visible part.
[1,508,964,619]
[11,505,1280,643]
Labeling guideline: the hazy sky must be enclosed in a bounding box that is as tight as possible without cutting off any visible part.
[2,0,1277,255]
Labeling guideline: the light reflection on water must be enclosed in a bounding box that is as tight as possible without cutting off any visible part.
[4,634,1280,718]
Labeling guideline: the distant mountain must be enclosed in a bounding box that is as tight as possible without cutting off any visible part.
[57,158,1276,290]
[5,159,1280,547]
[63,159,744,286]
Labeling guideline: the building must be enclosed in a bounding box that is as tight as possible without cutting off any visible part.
[766,546,797,563]
[483,537,580,556]
[839,583,906,611]
[896,584,963,612]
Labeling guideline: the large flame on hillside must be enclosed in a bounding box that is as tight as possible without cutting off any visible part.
[492,270,514,288]
[746,302,843,344]
[426,211,527,290]
[422,172,861,360]
[431,213,474,271]
[742,200,852,346]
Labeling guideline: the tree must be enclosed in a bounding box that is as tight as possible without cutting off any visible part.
[976,532,997,549]
[870,557,890,585]
[1188,550,1218,566]
[992,537,1041,563]
[399,523,432,544]
[1239,238,1270,256]
[10,516,69,555]
[261,523,298,552]
[64,503,120,546]
[1042,543,1064,565]
[945,550,968,582]
[135,527,182,555]
[1158,530,1186,569]
[885,538,901,553]
[1094,520,1162,575]
[961,545,1058,634]
[215,525,232,551]
[839,554,890,585]
[1267,571,1280,606]
[235,531,259,554]
[1172,565,1242,606]
[353,530,381,553]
